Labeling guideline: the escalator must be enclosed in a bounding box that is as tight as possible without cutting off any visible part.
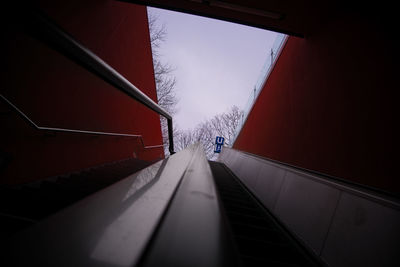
[3,145,325,267]
[137,151,323,267]
[209,161,322,267]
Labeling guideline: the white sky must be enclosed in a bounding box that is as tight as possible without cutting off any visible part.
[148,7,278,130]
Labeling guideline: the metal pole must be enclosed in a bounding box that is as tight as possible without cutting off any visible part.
[167,118,175,155]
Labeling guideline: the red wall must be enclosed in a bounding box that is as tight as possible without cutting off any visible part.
[234,12,398,194]
[0,0,163,184]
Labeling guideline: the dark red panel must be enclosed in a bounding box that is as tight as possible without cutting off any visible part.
[234,14,398,194]
[1,1,163,184]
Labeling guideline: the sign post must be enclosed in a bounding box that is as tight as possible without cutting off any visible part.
[214,136,225,153]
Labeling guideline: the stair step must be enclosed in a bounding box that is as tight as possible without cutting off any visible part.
[0,157,155,234]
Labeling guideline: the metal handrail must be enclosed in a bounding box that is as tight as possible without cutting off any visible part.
[20,9,174,154]
[7,144,233,266]
[0,94,163,150]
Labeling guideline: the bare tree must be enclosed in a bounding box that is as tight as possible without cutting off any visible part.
[175,106,244,159]
[148,12,243,159]
[194,121,215,159]
[174,122,214,159]
[148,12,166,57]
[210,105,243,147]
[148,10,178,155]
[175,129,196,152]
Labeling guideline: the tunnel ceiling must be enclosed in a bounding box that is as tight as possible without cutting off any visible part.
[121,0,351,37]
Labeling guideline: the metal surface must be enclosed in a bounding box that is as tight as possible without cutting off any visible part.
[218,147,400,266]
[0,94,163,150]
[139,144,237,267]
[219,148,400,209]
[235,155,262,188]
[321,192,400,267]
[7,145,197,267]
[20,9,174,154]
[253,162,286,211]
[274,172,342,254]
[167,118,175,154]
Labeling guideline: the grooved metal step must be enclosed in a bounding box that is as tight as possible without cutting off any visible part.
[209,161,322,267]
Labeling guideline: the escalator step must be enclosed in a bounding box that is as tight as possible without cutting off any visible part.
[209,161,321,267]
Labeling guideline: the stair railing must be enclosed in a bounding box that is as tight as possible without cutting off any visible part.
[5,8,174,154]
[0,94,163,150]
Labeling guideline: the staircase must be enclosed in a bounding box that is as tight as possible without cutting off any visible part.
[0,158,154,240]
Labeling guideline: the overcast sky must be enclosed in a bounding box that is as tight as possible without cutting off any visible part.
[148,7,278,130]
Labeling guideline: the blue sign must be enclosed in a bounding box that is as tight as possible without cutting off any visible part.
[214,136,225,153]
